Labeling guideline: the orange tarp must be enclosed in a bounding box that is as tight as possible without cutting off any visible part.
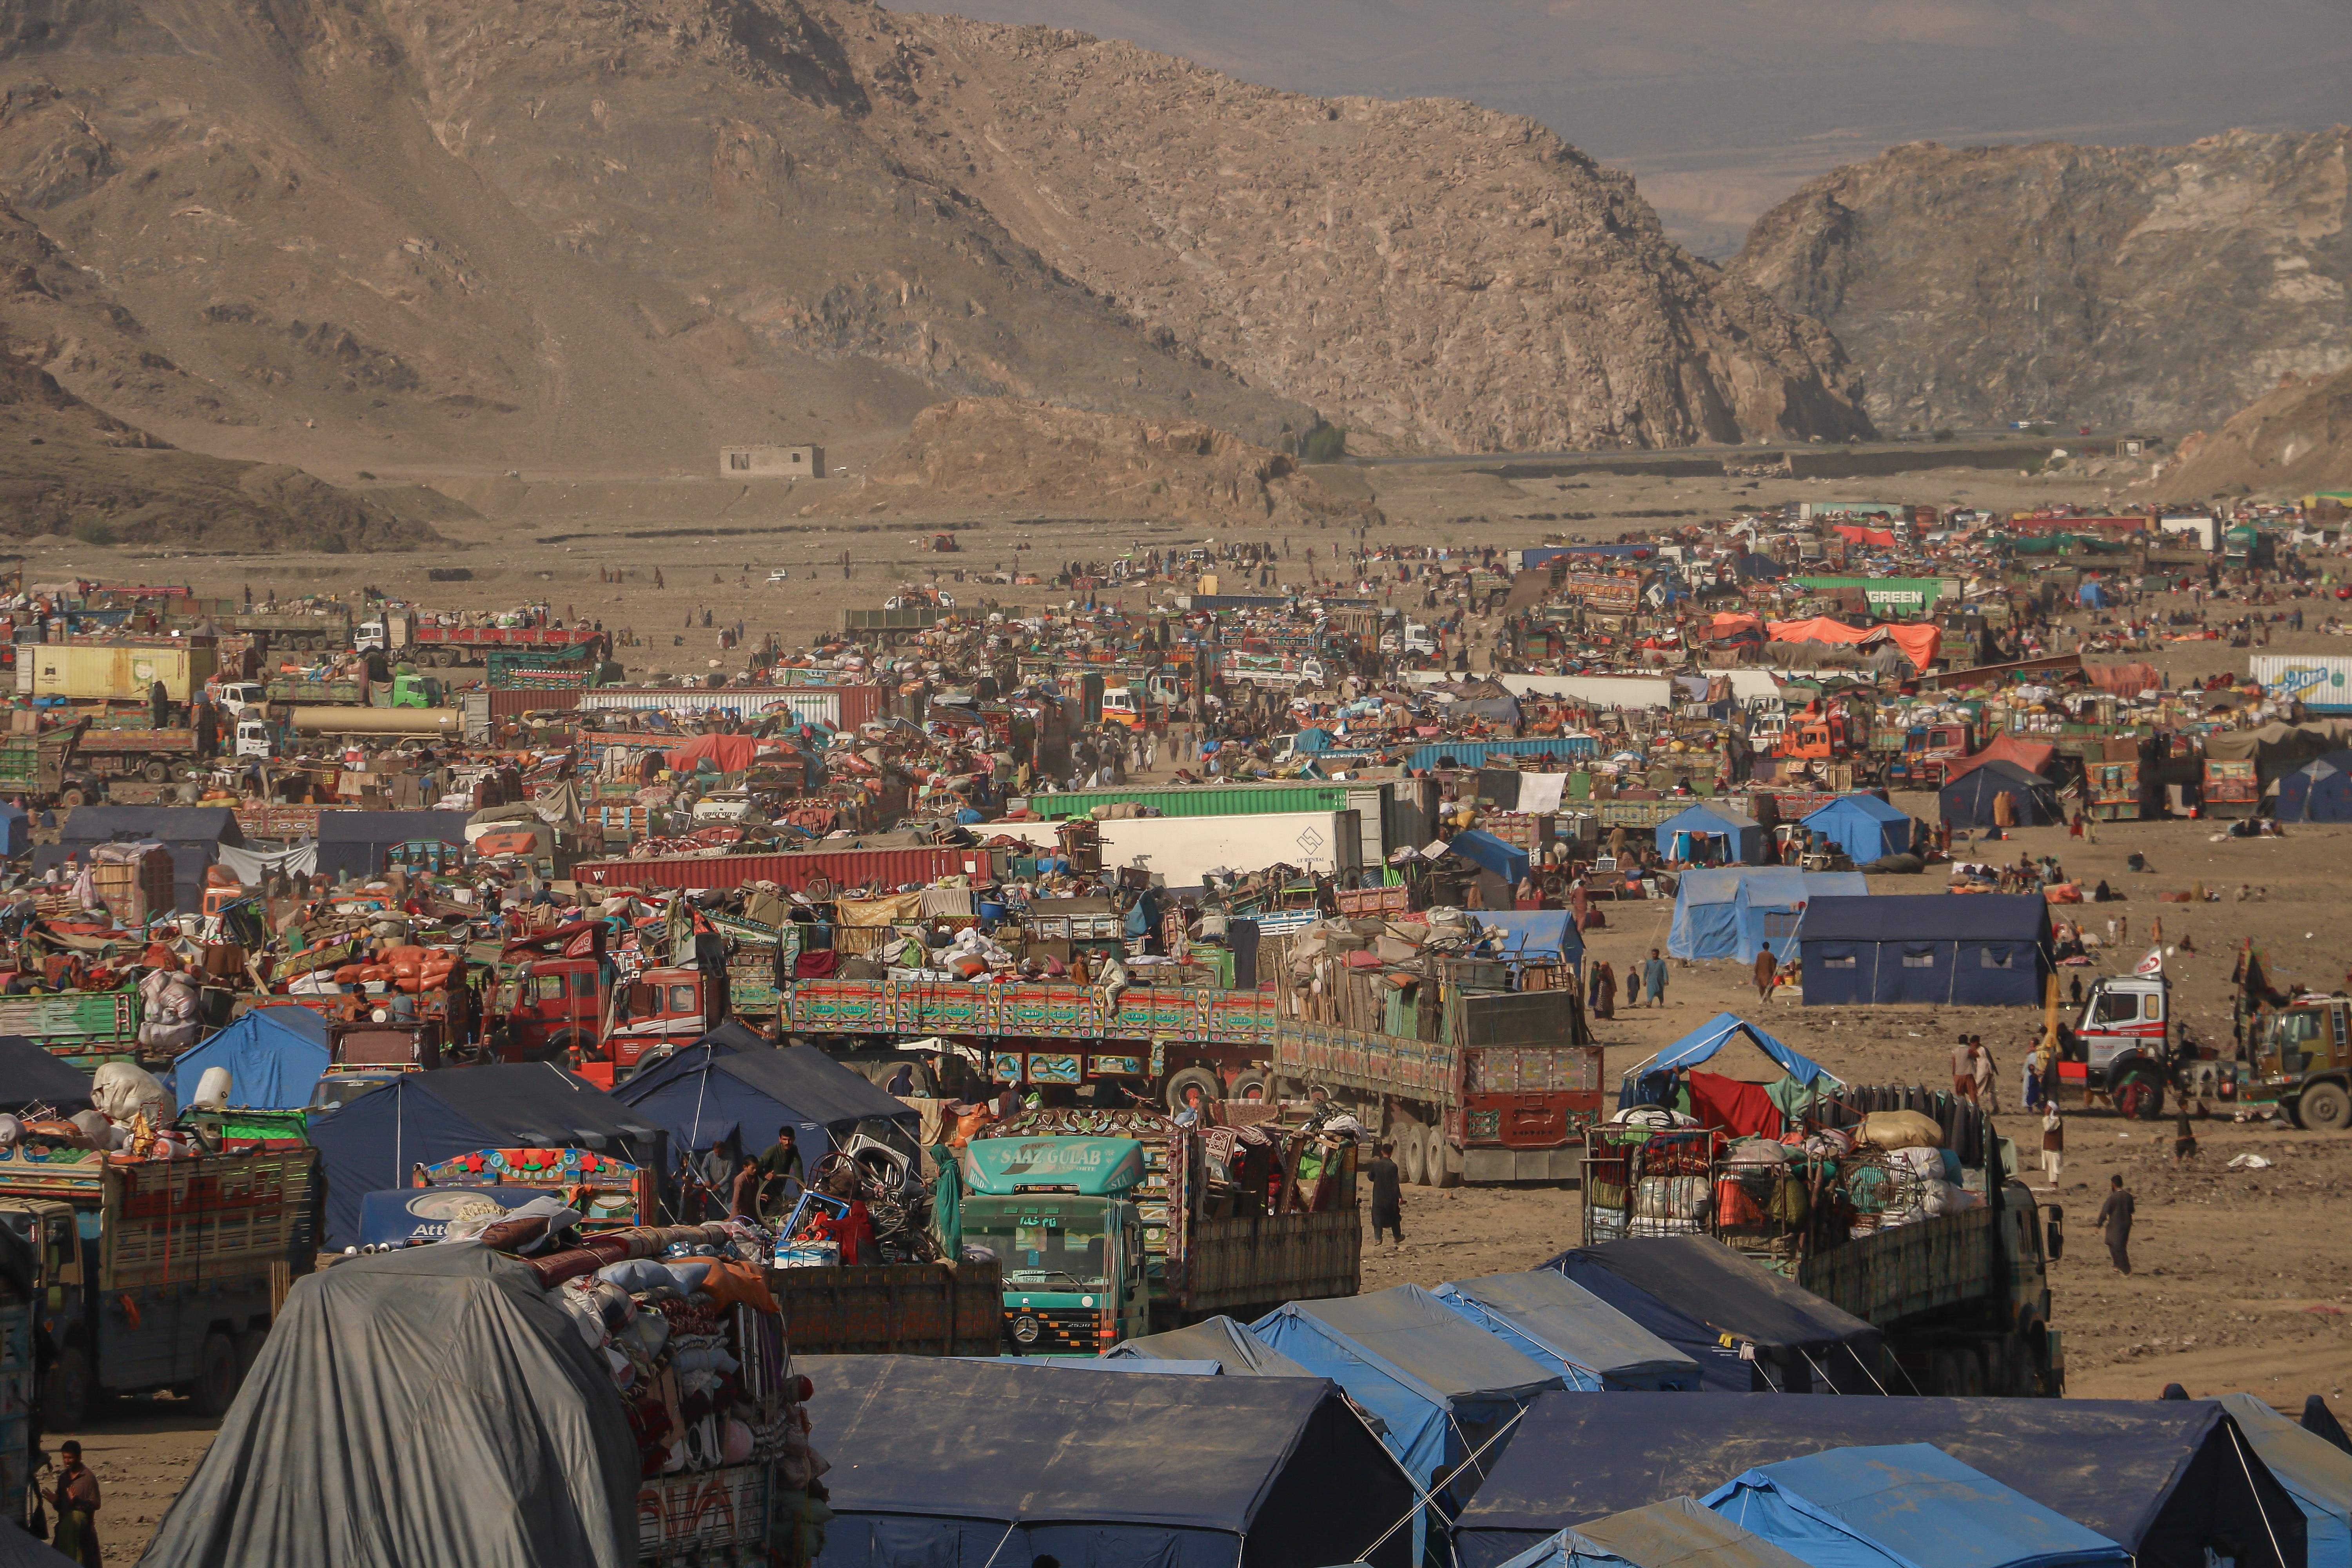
[1765,617,1941,670]
[1943,735,2058,784]
[664,733,769,773]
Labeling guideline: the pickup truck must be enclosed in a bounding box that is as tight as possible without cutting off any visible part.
[0,1143,318,1426]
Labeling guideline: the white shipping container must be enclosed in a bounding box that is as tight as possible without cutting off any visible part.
[581,686,839,723]
[992,810,1363,885]
[2249,655,2352,714]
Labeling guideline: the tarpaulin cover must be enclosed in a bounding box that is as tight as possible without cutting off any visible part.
[1709,613,1764,640]
[0,1036,91,1114]
[1799,797,1915,866]
[663,732,766,773]
[307,1063,669,1249]
[1447,828,1532,886]
[141,1245,639,1568]
[1765,619,1940,671]
[1669,872,1864,964]
[1703,1444,2132,1568]
[1686,1073,1785,1138]
[1831,523,1897,547]
[1941,737,2058,786]
[2087,662,2160,695]
[162,1008,333,1111]
[1434,1271,1700,1391]
[1797,893,2051,1007]
[2274,752,2352,824]
[804,1354,1412,1568]
[1474,911,1586,970]
[2221,1394,2352,1568]
[1657,804,1765,866]
[613,1029,914,1172]
[0,1520,75,1568]
[51,804,245,913]
[1546,1239,1882,1394]
[314,809,471,879]
[0,804,27,860]
[1107,1315,1320,1377]
[1451,1392,2304,1568]
[2205,722,2346,770]
[1644,1014,1833,1087]
[1494,1497,1816,1568]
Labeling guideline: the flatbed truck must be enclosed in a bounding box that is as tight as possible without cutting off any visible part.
[0,990,144,1073]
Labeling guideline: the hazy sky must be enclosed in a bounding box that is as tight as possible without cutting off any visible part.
[907,0,2352,253]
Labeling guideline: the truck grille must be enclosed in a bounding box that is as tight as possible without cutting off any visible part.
[1003,1307,1107,1354]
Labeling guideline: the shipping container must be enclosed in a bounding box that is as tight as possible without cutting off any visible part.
[487,688,583,719]
[578,685,882,728]
[29,640,219,703]
[2249,654,2352,715]
[573,844,1005,893]
[1017,779,1406,865]
[987,810,1362,885]
[1401,735,1596,772]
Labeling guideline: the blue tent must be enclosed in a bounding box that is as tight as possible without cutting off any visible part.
[1434,1271,1701,1391]
[1938,760,2062,829]
[1254,1285,1564,1559]
[804,1354,1414,1568]
[162,1007,333,1110]
[2077,579,2111,609]
[2274,751,2352,824]
[1453,1394,2304,1568]
[305,1063,670,1250]
[1799,796,1915,865]
[0,802,27,858]
[1632,1014,1835,1093]
[1107,1316,1319,1377]
[0,1036,93,1115]
[1447,828,1532,887]
[1657,804,1764,866]
[315,809,472,880]
[1474,910,1586,973]
[2221,1394,2352,1568]
[611,1024,917,1181]
[1669,871,1865,963]
[1797,894,2050,1007]
[1703,1445,2132,1568]
[1495,1498,1813,1568]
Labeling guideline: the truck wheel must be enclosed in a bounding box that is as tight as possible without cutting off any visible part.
[59,784,87,808]
[2113,1071,2165,1122]
[1229,1070,1270,1103]
[42,1343,91,1431]
[1162,1067,1220,1116]
[192,1331,240,1418]
[142,760,171,783]
[1396,1123,1427,1185]
[2299,1081,2352,1132]
[1428,1124,1460,1189]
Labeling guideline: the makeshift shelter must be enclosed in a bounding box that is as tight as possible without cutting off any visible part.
[1764,619,1940,671]
[0,1520,76,1568]
[0,803,27,860]
[141,1246,639,1568]
[162,1007,333,1110]
[1703,1444,2132,1568]
[306,1063,670,1249]
[0,1036,92,1115]
[1799,797,1915,866]
[1472,910,1586,974]
[1453,1394,2302,1568]
[2220,1393,2352,1568]
[2274,751,2352,823]
[1106,1315,1320,1377]
[1547,1238,1882,1396]
[1617,1013,1842,1134]
[1942,737,2059,786]
[1797,894,2051,1007]
[1434,1270,1701,1391]
[1939,760,2063,829]
[2205,722,2345,790]
[804,1354,1414,1568]
[1492,1497,1815,1568]
[1668,870,1864,963]
[1656,804,1764,867]
[1254,1285,1564,1557]
[612,1025,918,1185]
[314,809,472,880]
[1447,828,1532,887]
[44,804,245,914]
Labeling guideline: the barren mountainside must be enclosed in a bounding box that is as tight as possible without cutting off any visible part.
[1733,131,2352,436]
[0,0,1866,475]
[2158,368,2352,499]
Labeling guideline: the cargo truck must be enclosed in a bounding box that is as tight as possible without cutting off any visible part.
[264,673,369,705]
[22,639,218,704]
[232,606,352,653]
[964,1119,1359,1350]
[0,720,83,802]
[2239,991,2352,1131]
[0,989,143,1071]
[364,610,606,669]
[0,1144,318,1427]
[63,719,201,793]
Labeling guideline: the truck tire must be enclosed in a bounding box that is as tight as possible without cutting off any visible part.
[42,1342,91,1431]
[58,784,87,809]
[2112,1071,2165,1122]
[142,760,171,783]
[193,1331,240,1418]
[1428,1124,1460,1189]
[1229,1070,1270,1103]
[2299,1081,2352,1132]
[1396,1123,1427,1185]
[1163,1067,1220,1117]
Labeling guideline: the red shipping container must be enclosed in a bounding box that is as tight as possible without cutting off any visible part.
[489,688,581,717]
[572,845,1002,893]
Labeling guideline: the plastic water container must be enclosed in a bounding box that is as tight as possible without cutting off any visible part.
[774,1241,840,1269]
[978,900,1007,922]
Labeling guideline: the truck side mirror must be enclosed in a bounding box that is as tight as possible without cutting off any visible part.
[2046,1207,2063,1262]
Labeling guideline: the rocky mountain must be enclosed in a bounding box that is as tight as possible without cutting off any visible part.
[824,396,1383,523]
[2158,368,2352,499]
[1732,131,2352,436]
[0,0,1867,476]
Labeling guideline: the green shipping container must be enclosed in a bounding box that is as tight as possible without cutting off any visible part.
[1020,782,1353,821]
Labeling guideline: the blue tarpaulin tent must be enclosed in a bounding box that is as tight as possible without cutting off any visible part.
[1107,1316,1319,1377]
[1254,1285,1564,1560]
[1434,1271,1701,1391]
[1799,796,1915,865]
[0,1036,93,1115]
[804,1354,1413,1568]
[1657,804,1764,866]
[611,1025,917,1183]
[1630,1014,1835,1093]
[0,803,27,858]
[315,809,472,879]
[1446,828,1532,887]
[1939,760,2062,829]
[1797,894,2050,1007]
[1547,1238,1881,1396]
[1669,871,1865,963]
[2220,1394,2352,1568]
[1474,910,1586,973]
[1494,1498,1814,1568]
[306,1064,670,1250]
[162,1007,333,1110]
[1450,1393,2303,1568]
[2274,752,2352,824]
[1703,1445,2132,1568]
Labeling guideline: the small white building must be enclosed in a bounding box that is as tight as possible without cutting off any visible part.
[719,444,824,479]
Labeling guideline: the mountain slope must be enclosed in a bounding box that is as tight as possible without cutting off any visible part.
[1732,131,2352,435]
[2158,368,2352,498]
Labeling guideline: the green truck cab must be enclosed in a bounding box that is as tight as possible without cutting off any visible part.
[962,1136,1153,1356]
[2244,993,2352,1131]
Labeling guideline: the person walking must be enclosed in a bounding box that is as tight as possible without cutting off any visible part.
[1622,959,1644,1009]
[45,1440,102,1567]
[2040,1105,2063,1187]
[1642,948,1669,1008]
[1594,959,1616,1019]
[2095,1173,2134,1274]
[1368,1142,1403,1249]
[1753,949,1777,1004]
[1952,1034,1979,1103]
[1971,1036,2000,1114]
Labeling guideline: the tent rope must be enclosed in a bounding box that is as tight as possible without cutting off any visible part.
[1354,1405,1528,1563]
[2228,1420,2288,1568]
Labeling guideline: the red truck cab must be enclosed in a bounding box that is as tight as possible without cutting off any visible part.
[498,938,721,1087]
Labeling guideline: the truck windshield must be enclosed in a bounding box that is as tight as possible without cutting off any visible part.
[970,1213,1108,1287]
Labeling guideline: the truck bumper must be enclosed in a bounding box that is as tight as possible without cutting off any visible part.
[1461,1146,1580,1183]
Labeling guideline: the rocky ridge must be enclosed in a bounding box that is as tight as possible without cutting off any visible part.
[2158,369,2352,499]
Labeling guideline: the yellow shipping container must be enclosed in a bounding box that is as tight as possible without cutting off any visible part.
[30,641,219,703]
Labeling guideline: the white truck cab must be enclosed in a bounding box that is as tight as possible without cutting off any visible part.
[2061,973,2173,1118]
[214,682,267,717]
[354,619,388,653]
[234,717,274,759]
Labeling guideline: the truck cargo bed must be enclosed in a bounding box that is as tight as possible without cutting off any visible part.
[766,1258,1002,1356]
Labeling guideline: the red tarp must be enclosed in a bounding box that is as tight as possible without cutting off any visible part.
[1685,1071,1786,1139]
[1708,612,1764,641]
[1943,734,2059,784]
[1765,617,1942,671]
[1831,523,1897,547]
[663,733,768,773]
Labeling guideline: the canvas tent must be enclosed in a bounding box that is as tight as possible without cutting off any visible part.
[2220,1393,2352,1568]
[1797,893,2050,1007]
[1434,1270,1701,1391]
[0,804,27,860]
[1939,760,2063,828]
[1548,1238,1883,1396]
[162,1006,333,1111]
[305,1063,670,1249]
[315,809,472,880]
[1800,796,1915,866]
[1668,870,1864,963]
[141,1246,639,1568]
[1703,1444,2132,1568]
[1493,1498,1815,1568]
[1657,803,1765,866]
[0,1036,92,1115]
[1106,1315,1319,1377]
[42,804,245,914]
[803,1354,1413,1568]
[612,1026,918,1189]
[1450,1392,2304,1568]
[1940,736,2059,785]
[1447,828,1532,887]
[1618,1014,1840,1135]
[2273,751,2352,823]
